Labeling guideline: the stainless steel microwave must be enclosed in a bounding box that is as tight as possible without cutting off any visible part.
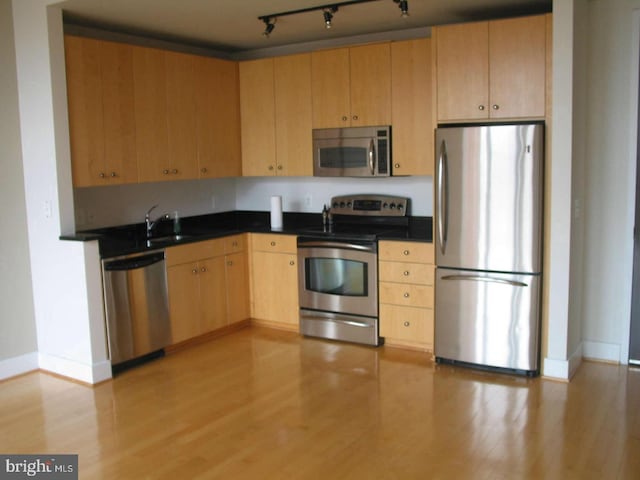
[312,126,391,177]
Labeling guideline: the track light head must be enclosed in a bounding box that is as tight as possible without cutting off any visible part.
[323,6,338,30]
[395,0,409,17]
[262,17,275,37]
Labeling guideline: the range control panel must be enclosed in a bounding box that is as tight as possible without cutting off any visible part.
[329,194,408,216]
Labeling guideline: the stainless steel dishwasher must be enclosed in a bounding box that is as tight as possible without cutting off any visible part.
[102,250,171,369]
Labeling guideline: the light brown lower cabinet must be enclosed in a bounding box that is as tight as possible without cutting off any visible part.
[166,234,249,344]
[378,241,435,351]
[249,233,299,330]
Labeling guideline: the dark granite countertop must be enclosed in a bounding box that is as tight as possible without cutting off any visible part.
[61,211,432,258]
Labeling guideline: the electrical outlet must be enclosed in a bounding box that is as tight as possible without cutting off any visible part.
[43,200,52,219]
[304,194,312,208]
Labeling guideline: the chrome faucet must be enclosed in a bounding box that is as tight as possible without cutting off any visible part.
[145,205,169,238]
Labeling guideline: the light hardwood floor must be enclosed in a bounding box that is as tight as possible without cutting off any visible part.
[1,326,639,479]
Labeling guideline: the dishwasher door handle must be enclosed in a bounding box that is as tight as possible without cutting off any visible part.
[104,252,165,271]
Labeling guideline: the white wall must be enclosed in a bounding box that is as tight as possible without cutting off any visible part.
[12,0,110,383]
[0,0,38,376]
[579,0,640,363]
[235,176,432,215]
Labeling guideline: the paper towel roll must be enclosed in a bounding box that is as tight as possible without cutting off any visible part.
[270,195,283,230]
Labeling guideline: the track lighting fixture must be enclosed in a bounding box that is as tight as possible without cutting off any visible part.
[258,0,408,38]
[262,17,275,37]
[394,0,409,17]
[323,6,338,29]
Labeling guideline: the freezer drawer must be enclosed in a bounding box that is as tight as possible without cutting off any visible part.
[435,268,540,374]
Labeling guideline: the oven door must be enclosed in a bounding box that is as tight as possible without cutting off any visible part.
[297,240,378,318]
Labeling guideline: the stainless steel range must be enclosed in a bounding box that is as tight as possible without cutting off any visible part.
[297,194,409,346]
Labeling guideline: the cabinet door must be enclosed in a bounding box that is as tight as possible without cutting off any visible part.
[274,54,313,176]
[199,257,228,333]
[226,252,249,324]
[133,46,169,182]
[252,251,299,325]
[239,58,277,176]
[391,39,433,175]
[489,15,546,119]
[311,48,351,128]
[435,22,489,122]
[196,57,241,178]
[349,43,391,126]
[64,35,105,187]
[101,40,137,184]
[167,262,202,344]
[165,50,198,180]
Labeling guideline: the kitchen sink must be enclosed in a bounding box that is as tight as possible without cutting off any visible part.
[146,234,193,245]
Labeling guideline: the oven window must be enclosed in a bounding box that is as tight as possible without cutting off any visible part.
[305,257,368,296]
[319,146,368,169]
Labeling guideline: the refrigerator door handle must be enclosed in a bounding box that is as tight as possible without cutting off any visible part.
[437,140,449,255]
[441,274,529,288]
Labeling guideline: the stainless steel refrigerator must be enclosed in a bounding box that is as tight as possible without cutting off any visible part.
[434,123,543,376]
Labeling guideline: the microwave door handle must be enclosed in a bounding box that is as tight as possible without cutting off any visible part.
[368,139,375,175]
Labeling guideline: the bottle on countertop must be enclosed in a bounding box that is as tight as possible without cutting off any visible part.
[173,211,181,235]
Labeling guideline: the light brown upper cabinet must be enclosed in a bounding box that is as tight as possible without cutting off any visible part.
[133,47,199,182]
[239,54,312,176]
[195,57,242,178]
[65,35,138,187]
[311,43,391,128]
[435,15,547,122]
[391,38,434,176]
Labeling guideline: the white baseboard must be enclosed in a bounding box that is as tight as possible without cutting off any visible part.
[542,356,570,380]
[0,352,39,381]
[582,341,621,363]
[38,353,111,384]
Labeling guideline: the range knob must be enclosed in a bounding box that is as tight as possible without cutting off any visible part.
[333,201,339,208]
[347,201,352,208]
[390,203,396,210]
[398,204,404,211]
[340,201,346,208]
[383,202,389,209]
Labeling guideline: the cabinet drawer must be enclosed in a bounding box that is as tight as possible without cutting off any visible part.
[224,234,246,254]
[166,238,225,266]
[379,261,434,285]
[380,304,433,345]
[251,233,297,253]
[378,241,434,264]
[379,282,433,308]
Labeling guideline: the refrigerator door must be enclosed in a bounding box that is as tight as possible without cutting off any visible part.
[435,123,544,273]
[435,267,541,373]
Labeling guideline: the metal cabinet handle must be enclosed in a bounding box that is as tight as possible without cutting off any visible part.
[394,163,400,169]
[270,241,276,246]
[268,165,274,171]
[191,268,198,274]
[403,321,410,327]
[110,172,117,177]
[200,167,208,174]
[227,261,233,266]
[492,104,500,110]
[163,169,169,174]
[277,165,283,170]
[200,267,206,273]
[172,169,178,174]
[342,116,348,121]
[403,270,410,276]
[289,260,295,266]
[99,172,106,178]
[403,250,410,256]
[478,105,485,111]
[352,115,359,121]
[403,292,410,298]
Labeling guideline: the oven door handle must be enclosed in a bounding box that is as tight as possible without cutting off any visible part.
[298,241,376,252]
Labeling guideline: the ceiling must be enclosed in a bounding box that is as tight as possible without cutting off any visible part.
[59,0,552,54]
